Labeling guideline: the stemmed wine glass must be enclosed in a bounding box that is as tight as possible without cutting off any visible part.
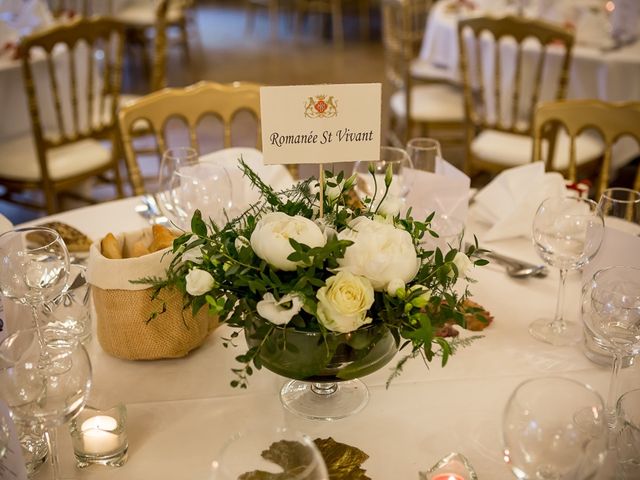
[530,196,604,345]
[210,426,328,480]
[0,227,70,338]
[0,327,92,480]
[503,377,605,480]
[583,266,640,428]
[353,146,413,210]
[406,137,441,173]
[157,147,234,230]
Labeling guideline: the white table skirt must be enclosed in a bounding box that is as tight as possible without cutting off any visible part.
[9,189,638,479]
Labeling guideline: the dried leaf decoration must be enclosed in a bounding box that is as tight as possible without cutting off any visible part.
[239,437,371,480]
[314,437,371,480]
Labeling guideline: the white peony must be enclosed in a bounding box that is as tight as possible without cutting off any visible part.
[250,212,326,271]
[452,252,473,278]
[316,271,374,333]
[256,292,303,326]
[374,194,403,217]
[185,269,215,296]
[337,216,419,291]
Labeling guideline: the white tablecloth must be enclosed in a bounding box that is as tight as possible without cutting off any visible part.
[9,159,640,479]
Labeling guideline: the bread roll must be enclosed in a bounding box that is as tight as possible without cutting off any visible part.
[101,233,122,259]
[149,225,176,252]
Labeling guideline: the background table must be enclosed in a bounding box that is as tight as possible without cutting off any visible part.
[9,189,638,479]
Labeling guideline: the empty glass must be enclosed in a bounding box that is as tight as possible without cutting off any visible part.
[530,196,604,345]
[0,327,92,480]
[157,147,233,230]
[406,137,441,173]
[210,426,328,480]
[503,377,605,480]
[353,146,413,201]
[584,266,640,428]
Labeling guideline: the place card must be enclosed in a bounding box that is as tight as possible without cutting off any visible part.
[260,83,381,166]
[0,401,28,480]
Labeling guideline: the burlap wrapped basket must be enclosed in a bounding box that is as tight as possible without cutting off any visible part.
[87,228,218,360]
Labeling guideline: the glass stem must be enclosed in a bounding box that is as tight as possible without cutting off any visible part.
[31,304,47,351]
[45,427,60,480]
[551,268,568,331]
[606,353,623,433]
[311,382,338,396]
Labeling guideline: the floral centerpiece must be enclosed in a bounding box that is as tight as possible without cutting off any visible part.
[143,160,487,418]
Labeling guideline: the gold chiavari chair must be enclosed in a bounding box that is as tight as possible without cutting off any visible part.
[0,17,125,214]
[383,0,464,147]
[533,99,640,199]
[118,81,264,196]
[457,16,603,177]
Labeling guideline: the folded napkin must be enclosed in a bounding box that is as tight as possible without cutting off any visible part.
[471,162,565,242]
[0,20,18,47]
[574,5,615,49]
[200,147,295,210]
[404,156,471,223]
[0,212,12,235]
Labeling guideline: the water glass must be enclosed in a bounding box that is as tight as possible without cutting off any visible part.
[616,388,640,479]
[406,137,441,173]
[210,426,328,480]
[353,146,413,201]
[503,377,605,480]
[41,264,91,345]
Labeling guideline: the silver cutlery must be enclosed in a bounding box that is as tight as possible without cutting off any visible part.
[135,194,170,226]
[467,243,548,279]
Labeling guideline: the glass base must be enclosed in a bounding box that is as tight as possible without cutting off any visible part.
[75,447,128,468]
[19,428,48,477]
[529,318,582,346]
[280,379,369,421]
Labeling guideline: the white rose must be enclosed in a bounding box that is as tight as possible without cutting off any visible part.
[316,271,374,333]
[451,252,472,278]
[337,216,419,291]
[250,212,326,271]
[256,292,303,326]
[185,269,215,296]
[386,278,405,297]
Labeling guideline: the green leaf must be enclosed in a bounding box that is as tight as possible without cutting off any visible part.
[191,209,207,237]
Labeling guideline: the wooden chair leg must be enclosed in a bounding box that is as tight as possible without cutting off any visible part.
[179,17,190,62]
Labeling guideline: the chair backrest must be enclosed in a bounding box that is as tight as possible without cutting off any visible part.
[47,0,113,17]
[381,0,433,144]
[118,81,263,195]
[20,17,125,175]
[458,16,574,137]
[533,99,640,198]
[152,0,170,92]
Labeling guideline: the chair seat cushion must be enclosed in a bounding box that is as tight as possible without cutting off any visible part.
[390,84,464,123]
[471,129,605,171]
[0,135,112,182]
[410,59,459,84]
[117,4,184,27]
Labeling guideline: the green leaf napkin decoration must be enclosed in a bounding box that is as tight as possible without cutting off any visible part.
[314,437,371,480]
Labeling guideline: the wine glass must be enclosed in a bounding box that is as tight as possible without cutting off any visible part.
[157,147,233,230]
[210,426,328,480]
[0,227,70,337]
[616,388,640,479]
[530,196,604,345]
[583,188,640,365]
[353,146,413,210]
[583,266,640,429]
[503,377,605,480]
[0,327,92,480]
[406,137,441,173]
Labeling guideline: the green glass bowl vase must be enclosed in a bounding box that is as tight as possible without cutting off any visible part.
[245,315,398,421]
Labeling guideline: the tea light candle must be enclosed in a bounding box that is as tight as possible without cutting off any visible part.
[81,415,120,455]
[430,474,465,480]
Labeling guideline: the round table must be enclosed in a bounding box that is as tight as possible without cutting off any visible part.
[5,152,638,479]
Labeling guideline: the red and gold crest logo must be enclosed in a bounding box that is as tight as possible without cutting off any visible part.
[304,94,338,118]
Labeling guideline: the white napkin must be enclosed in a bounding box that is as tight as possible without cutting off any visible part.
[0,20,18,46]
[610,0,639,44]
[404,156,471,223]
[471,162,565,242]
[575,5,615,49]
[12,0,53,34]
[0,212,12,235]
[200,147,295,210]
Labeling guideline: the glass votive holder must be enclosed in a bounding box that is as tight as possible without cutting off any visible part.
[419,452,478,480]
[69,404,128,468]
